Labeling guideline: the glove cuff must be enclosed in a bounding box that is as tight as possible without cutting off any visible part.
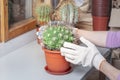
[93,54,106,70]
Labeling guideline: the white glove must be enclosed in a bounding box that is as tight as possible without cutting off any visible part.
[60,37,105,70]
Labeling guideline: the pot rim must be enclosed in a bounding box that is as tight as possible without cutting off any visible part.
[42,48,60,54]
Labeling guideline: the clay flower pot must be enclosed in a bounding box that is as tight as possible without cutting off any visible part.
[39,21,48,26]
[43,48,72,75]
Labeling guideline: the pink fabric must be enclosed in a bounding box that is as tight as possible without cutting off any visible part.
[106,31,120,48]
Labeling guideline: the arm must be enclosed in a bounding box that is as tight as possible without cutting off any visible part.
[76,29,108,47]
[61,37,120,80]
[76,29,120,48]
[100,60,120,80]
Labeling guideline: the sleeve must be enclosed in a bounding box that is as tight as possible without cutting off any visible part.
[106,31,120,48]
[118,74,120,80]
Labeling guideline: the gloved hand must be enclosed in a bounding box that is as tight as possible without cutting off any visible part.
[60,37,106,70]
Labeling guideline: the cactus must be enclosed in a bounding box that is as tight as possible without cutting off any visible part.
[36,4,52,24]
[53,0,80,24]
[42,24,74,50]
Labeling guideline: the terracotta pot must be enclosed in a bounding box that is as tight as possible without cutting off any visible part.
[39,21,48,26]
[43,48,72,75]
[93,16,109,31]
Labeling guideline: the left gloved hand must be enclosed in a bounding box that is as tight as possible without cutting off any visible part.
[60,37,105,70]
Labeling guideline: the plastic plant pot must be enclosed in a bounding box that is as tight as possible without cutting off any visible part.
[43,48,72,75]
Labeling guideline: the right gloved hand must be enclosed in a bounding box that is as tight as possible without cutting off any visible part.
[60,37,106,70]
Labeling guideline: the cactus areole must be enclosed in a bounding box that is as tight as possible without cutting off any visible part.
[42,24,74,50]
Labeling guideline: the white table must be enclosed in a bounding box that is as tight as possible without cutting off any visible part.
[0,41,111,80]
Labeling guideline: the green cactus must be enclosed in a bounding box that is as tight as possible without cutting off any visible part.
[57,1,79,24]
[36,4,51,23]
[42,24,74,50]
